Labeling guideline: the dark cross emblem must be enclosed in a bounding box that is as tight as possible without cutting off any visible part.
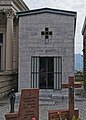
[41,28,52,43]
[62,76,82,119]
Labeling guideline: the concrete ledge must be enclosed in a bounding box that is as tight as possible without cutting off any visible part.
[0,71,18,76]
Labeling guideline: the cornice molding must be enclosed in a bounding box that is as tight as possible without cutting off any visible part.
[82,17,86,35]
[12,0,29,11]
[0,0,29,12]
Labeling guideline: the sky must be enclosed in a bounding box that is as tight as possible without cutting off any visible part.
[24,0,86,55]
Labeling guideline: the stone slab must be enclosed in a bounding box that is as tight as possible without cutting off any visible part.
[5,112,18,120]
[18,89,39,120]
[48,110,68,120]
[48,109,79,120]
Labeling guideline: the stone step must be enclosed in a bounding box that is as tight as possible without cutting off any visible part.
[15,90,68,103]
[15,91,86,106]
[39,100,55,105]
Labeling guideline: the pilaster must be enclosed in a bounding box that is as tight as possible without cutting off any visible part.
[6,9,14,71]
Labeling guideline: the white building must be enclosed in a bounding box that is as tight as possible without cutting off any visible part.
[0,0,29,97]
[17,8,76,93]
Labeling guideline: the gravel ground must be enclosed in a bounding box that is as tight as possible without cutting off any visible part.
[0,95,86,120]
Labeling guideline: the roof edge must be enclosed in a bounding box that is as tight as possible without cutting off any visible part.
[13,0,29,11]
[82,17,86,35]
[17,7,77,17]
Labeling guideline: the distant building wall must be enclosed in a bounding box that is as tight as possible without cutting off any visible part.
[82,17,86,90]
[0,0,29,98]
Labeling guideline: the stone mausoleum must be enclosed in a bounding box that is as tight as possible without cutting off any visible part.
[0,0,77,96]
[17,8,77,93]
[0,0,29,98]
[82,17,86,90]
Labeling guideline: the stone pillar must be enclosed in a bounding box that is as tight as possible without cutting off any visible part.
[6,10,14,71]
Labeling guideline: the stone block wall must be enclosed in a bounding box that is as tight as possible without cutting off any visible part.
[0,71,18,99]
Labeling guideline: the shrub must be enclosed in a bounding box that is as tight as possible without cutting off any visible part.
[72,115,81,120]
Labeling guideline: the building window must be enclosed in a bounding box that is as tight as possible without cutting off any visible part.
[31,56,62,89]
[0,33,3,70]
[0,33,3,43]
